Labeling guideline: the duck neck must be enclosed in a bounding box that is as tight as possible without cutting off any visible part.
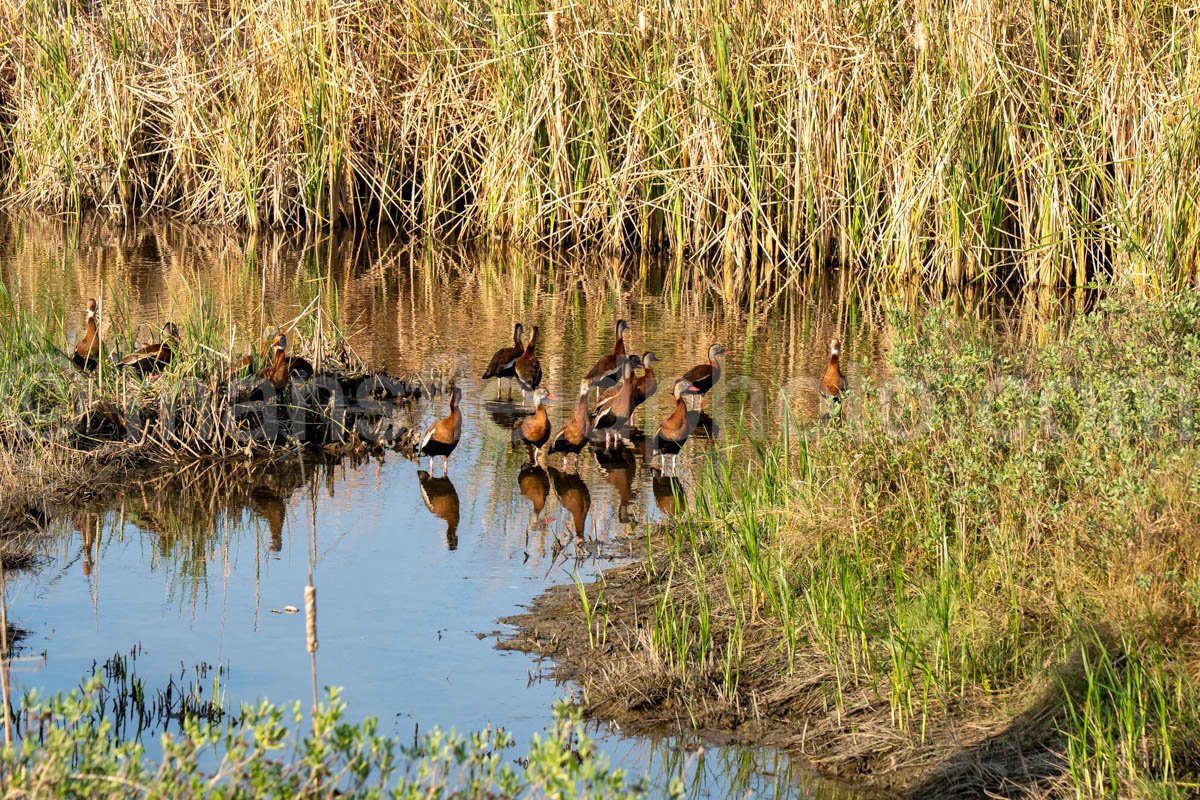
[672,396,689,422]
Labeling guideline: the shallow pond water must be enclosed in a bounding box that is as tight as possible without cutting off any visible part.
[0,215,1087,796]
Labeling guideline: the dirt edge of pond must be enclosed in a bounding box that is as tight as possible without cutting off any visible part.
[501,561,1071,799]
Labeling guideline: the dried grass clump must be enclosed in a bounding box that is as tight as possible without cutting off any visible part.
[0,0,1197,295]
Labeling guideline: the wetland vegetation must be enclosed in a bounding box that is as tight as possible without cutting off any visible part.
[511,290,1200,796]
[4,212,1191,796]
[2,0,1199,293]
[0,0,1198,792]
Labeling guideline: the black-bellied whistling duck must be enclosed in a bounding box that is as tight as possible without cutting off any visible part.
[548,466,590,539]
[257,331,292,393]
[518,463,551,528]
[550,379,592,468]
[514,326,543,403]
[418,470,461,550]
[482,323,524,399]
[654,380,701,472]
[584,319,629,396]
[235,350,257,378]
[287,352,314,381]
[117,322,178,375]
[676,343,726,408]
[600,350,657,424]
[592,355,641,448]
[418,386,463,475]
[238,333,312,381]
[631,351,658,425]
[821,338,848,400]
[512,387,555,464]
[72,298,101,371]
[235,330,271,377]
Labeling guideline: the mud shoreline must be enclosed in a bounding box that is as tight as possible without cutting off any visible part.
[502,558,1070,799]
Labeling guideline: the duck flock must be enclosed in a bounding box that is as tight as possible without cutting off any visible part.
[417,319,848,478]
[61,297,849,473]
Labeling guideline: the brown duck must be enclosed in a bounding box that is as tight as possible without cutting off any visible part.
[592,355,641,448]
[72,298,101,371]
[239,333,312,381]
[583,319,629,395]
[257,332,292,393]
[117,322,178,375]
[513,387,555,464]
[654,380,700,471]
[675,343,725,407]
[631,350,658,424]
[481,323,524,398]
[514,326,543,403]
[417,386,463,475]
[820,338,848,399]
[549,380,592,466]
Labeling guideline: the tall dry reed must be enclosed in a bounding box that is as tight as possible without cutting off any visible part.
[0,0,1198,296]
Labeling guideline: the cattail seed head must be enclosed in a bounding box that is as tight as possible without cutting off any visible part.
[305,584,318,653]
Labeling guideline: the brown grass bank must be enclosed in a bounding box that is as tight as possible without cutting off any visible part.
[1,0,1198,294]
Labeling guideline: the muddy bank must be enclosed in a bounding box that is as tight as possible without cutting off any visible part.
[502,558,1074,799]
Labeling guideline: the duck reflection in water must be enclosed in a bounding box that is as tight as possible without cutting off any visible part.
[594,445,637,524]
[652,473,687,517]
[74,512,101,577]
[518,463,551,530]
[418,470,460,550]
[249,483,286,553]
[691,411,718,440]
[548,466,590,539]
[484,399,525,431]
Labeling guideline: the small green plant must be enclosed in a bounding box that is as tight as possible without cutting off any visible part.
[1,672,651,798]
[572,571,608,650]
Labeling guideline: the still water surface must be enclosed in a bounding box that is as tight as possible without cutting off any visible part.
[0,215,1081,796]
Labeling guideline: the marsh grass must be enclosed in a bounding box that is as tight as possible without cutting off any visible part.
[581,290,1200,795]
[1,0,1199,296]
